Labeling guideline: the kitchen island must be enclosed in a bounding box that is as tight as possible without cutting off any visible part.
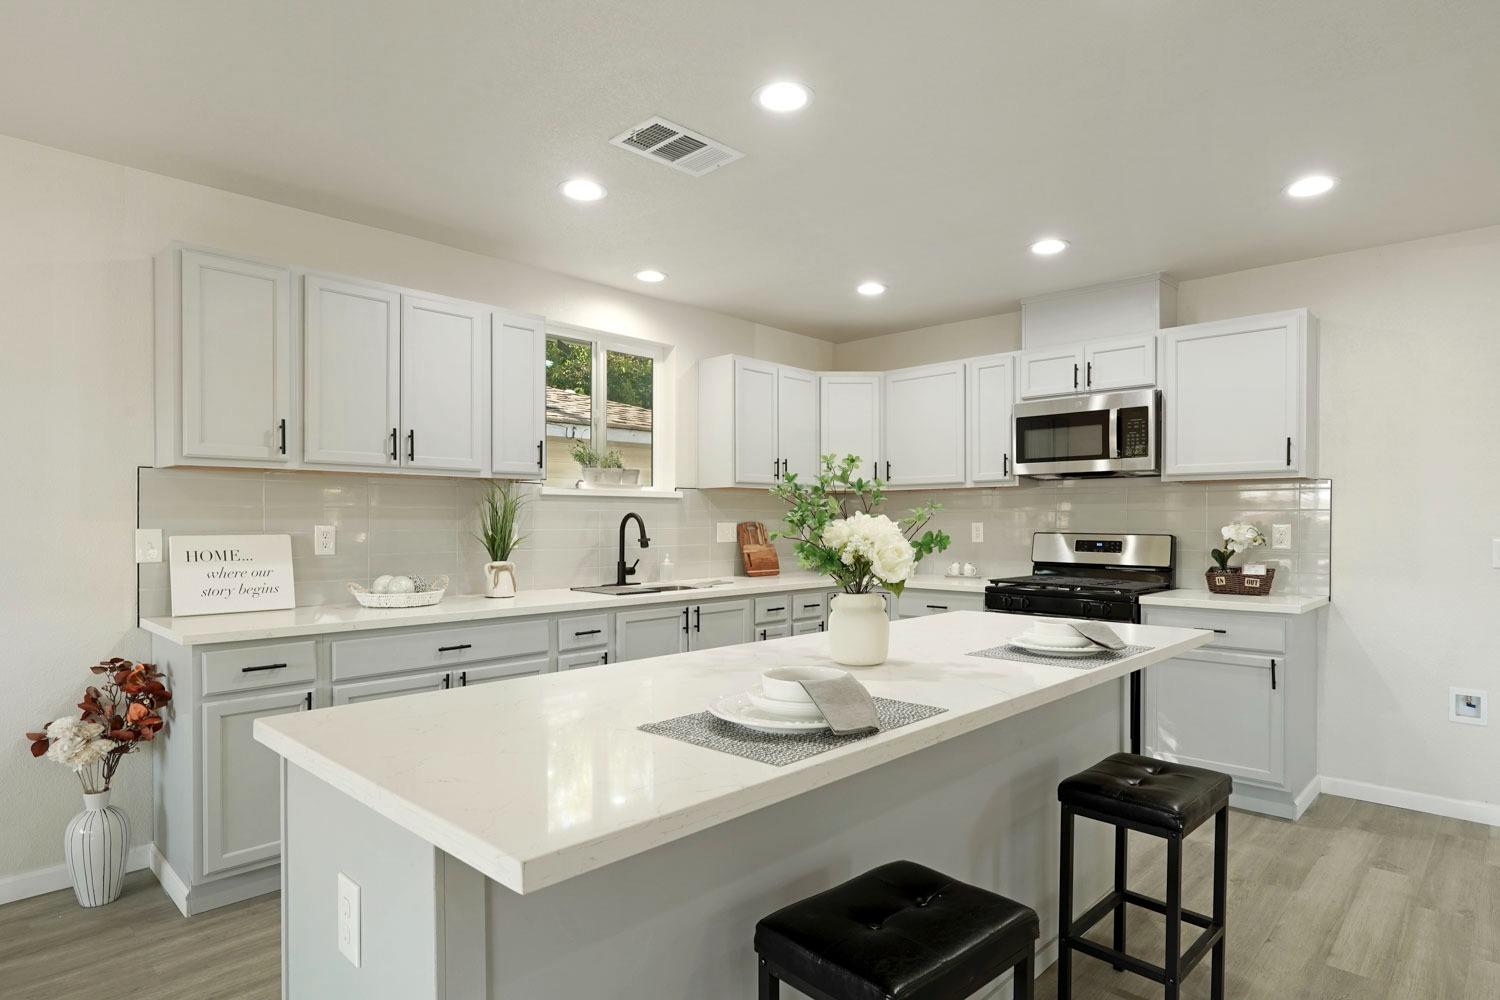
[255,610,1212,999]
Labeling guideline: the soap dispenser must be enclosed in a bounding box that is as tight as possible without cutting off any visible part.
[659,552,676,582]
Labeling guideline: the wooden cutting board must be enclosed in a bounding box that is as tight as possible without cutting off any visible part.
[737,521,781,577]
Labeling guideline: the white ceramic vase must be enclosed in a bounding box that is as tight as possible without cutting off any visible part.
[65,790,129,907]
[828,593,889,666]
[484,561,518,598]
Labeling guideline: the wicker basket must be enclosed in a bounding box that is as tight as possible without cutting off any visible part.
[1204,568,1276,596]
[348,575,449,608]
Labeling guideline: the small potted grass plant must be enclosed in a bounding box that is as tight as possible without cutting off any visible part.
[571,441,602,485]
[598,449,626,485]
[477,481,527,598]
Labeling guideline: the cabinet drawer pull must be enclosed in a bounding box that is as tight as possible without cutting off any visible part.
[458,671,467,687]
[303,691,312,710]
[765,606,785,613]
[241,662,288,673]
[437,643,472,652]
[759,629,768,640]
[601,652,609,665]
[926,604,948,610]
[573,629,602,637]
[441,673,451,689]
[1211,628,1228,635]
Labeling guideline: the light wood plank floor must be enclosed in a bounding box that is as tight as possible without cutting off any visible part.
[1,795,1494,999]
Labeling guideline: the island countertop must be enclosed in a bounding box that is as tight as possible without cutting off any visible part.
[254,611,1212,895]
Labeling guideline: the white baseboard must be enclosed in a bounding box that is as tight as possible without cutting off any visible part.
[150,846,191,916]
[0,842,153,906]
[1321,775,1500,827]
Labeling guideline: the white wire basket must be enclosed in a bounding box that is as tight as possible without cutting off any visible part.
[348,575,449,608]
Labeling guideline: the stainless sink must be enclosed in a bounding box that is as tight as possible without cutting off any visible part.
[571,583,704,596]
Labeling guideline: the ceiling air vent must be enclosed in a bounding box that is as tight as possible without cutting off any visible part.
[610,117,744,177]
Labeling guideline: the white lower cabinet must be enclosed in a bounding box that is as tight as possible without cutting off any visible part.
[1141,604,1321,819]
[690,599,753,651]
[200,686,312,877]
[614,604,689,661]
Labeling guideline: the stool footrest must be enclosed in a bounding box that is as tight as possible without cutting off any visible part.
[1065,890,1224,985]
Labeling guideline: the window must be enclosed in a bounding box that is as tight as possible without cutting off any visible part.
[544,326,664,489]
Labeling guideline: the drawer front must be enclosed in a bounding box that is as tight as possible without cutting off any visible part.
[557,613,610,651]
[792,619,825,635]
[897,590,985,619]
[791,592,826,621]
[202,641,317,696]
[456,655,550,686]
[558,648,611,671]
[754,595,792,625]
[331,619,550,681]
[756,623,791,641]
[1143,606,1286,653]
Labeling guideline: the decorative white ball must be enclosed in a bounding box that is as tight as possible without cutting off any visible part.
[371,574,394,594]
[384,575,415,594]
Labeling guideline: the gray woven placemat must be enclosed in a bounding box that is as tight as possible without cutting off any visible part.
[639,697,947,767]
[968,643,1153,670]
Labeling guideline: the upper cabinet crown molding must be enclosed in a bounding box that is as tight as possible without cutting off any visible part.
[1161,308,1317,480]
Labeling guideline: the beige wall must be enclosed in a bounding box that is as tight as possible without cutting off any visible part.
[832,312,1020,370]
[0,133,834,885]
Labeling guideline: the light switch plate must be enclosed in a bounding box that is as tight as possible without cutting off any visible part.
[314,525,336,556]
[134,528,163,564]
[1272,523,1292,549]
[971,522,984,543]
[716,522,736,544]
[337,872,361,967]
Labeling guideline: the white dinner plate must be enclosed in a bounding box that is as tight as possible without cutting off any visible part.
[746,690,826,720]
[708,692,830,734]
[1007,635,1107,658]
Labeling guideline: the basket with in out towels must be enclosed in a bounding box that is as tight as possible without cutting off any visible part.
[348,574,449,608]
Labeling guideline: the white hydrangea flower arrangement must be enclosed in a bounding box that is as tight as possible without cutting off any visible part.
[1211,521,1266,570]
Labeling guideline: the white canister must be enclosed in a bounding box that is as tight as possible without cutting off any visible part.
[827,593,890,667]
[484,561,518,598]
[65,790,129,908]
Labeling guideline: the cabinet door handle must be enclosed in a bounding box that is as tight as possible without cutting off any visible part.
[537,440,544,469]
[694,606,702,632]
[1286,436,1292,467]
[458,671,468,687]
[1003,453,1009,477]
[1270,658,1277,690]
[442,674,451,689]
[682,607,690,634]
[278,418,287,455]
[759,629,767,640]
[600,652,609,665]
[437,643,472,652]
[818,621,825,631]
[1086,361,1093,387]
[885,461,892,480]
[407,429,415,462]
[1073,363,1079,389]
[241,662,288,673]
[573,629,602,637]
[389,428,398,461]
[303,691,312,710]
[873,461,878,480]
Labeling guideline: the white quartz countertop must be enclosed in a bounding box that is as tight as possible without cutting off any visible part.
[139,574,992,646]
[254,611,1212,895]
[1139,590,1330,615]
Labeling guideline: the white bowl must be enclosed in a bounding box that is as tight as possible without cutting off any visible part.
[761,665,849,703]
[746,690,826,720]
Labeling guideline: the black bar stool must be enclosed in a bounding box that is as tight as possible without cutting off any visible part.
[755,860,1039,1000]
[1056,753,1232,1000]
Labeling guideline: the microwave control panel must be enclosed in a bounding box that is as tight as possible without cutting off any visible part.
[1118,406,1151,458]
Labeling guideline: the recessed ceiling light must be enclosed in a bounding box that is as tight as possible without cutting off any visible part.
[856,281,886,297]
[755,81,812,113]
[559,178,607,202]
[1030,238,1069,256]
[634,269,666,283]
[1286,174,1337,198]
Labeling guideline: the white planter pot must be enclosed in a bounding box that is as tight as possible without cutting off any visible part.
[580,467,602,485]
[65,789,129,907]
[484,560,518,598]
[599,468,624,485]
[828,593,890,666]
[621,469,641,485]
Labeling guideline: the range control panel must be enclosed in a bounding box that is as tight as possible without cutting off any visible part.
[1075,539,1125,554]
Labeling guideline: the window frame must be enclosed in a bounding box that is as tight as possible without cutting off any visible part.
[543,323,674,495]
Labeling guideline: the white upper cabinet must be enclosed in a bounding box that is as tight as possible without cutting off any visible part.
[303,275,401,467]
[491,309,546,477]
[1018,346,1084,399]
[1083,333,1157,392]
[177,250,292,463]
[820,374,882,482]
[966,354,1018,485]
[1162,309,1317,480]
[400,295,489,473]
[776,366,820,481]
[733,358,780,485]
[883,362,965,486]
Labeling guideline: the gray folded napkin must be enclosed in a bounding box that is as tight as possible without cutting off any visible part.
[799,675,880,736]
[1071,621,1126,650]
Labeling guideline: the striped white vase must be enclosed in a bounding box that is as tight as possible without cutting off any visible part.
[64,790,129,907]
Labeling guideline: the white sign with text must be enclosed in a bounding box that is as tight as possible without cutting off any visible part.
[168,534,296,616]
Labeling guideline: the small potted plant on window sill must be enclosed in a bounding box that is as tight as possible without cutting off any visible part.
[571,442,602,485]
[598,449,626,485]
[1207,521,1275,595]
[476,481,527,597]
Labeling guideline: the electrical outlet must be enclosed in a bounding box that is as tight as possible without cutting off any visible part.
[337,872,361,967]
[1271,523,1292,549]
[716,522,736,544]
[314,525,336,556]
[971,522,984,543]
[1451,688,1487,726]
[134,528,163,564]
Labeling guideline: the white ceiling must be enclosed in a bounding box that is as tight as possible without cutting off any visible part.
[2,1,1497,342]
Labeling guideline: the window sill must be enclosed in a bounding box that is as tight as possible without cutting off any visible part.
[539,486,684,499]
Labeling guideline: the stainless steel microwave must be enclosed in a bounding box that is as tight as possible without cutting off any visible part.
[1012,388,1160,478]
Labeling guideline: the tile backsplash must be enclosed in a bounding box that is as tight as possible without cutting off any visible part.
[137,469,1332,616]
